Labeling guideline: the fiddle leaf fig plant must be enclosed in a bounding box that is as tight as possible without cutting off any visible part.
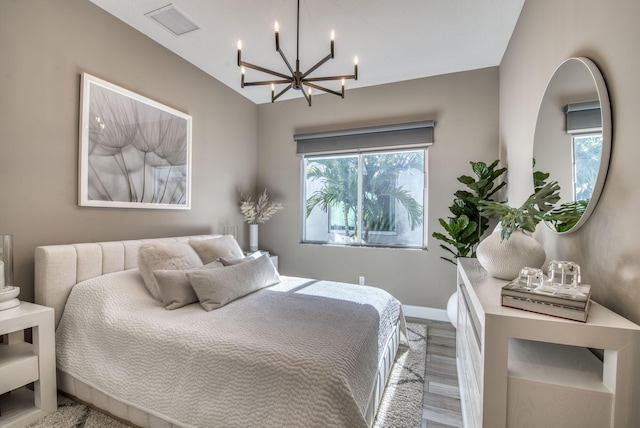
[479,181,561,241]
[432,160,507,265]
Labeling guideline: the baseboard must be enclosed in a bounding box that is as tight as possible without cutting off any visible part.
[403,305,449,322]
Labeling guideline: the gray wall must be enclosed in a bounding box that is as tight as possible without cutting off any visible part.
[0,0,257,302]
[256,68,499,309]
[500,0,640,323]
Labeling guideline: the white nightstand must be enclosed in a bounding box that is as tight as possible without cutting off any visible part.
[269,255,278,270]
[0,302,56,427]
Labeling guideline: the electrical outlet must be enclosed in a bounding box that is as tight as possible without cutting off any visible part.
[358,276,365,285]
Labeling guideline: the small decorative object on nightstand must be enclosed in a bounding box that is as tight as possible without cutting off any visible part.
[0,302,57,426]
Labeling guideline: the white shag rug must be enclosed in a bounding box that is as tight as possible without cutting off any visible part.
[29,322,427,428]
[373,322,427,428]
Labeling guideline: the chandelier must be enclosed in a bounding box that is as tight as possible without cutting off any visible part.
[236,0,358,106]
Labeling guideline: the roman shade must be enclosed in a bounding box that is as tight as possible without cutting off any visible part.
[566,101,601,134]
[295,120,434,155]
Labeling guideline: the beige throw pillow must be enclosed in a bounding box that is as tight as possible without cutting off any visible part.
[138,242,203,301]
[219,251,262,266]
[188,254,280,311]
[154,261,224,310]
[189,235,244,264]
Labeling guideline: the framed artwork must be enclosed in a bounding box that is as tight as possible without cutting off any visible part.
[79,73,192,209]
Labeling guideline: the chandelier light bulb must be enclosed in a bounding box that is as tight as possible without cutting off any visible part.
[237,40,242,50]
[354,56,359,65]
[274,21,279,32]
[331,30,335,41]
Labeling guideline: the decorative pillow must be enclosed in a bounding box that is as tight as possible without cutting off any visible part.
[138,242,203,301]
[154,261,223,310]
[189,235,244,264]
[187,254,280,311]
[219,251,263,266]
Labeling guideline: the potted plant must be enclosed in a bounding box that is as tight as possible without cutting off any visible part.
[432,160,506,327]
[476,181,561,279]
[239,189,283,252]
[432,160,507,265]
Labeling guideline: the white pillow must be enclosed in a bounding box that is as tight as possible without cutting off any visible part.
[219,251,262,266]
[153,261,223,310]
[187,254,280,311]
[189,235,244,264]
[138,242,203,301]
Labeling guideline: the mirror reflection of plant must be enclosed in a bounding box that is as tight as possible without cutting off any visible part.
[533,158,584,233]
[479,181,561,241]
[532,158,550,193]
[432,160,507,265]
[543,199,588,232]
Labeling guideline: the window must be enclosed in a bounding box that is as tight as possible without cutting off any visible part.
[303,149,426,247]
[296,120,432,249]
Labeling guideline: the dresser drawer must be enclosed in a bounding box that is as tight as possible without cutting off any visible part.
[459,282,483,389]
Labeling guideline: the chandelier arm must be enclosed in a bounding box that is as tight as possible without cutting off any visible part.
[276,48,295,76]
[301,85,311,106]
[239,61,292,81]
[301,53,334,79]
[272,85,293,102]
[243,79,291,87]
[304,74,356,82]
[304,82,343,98]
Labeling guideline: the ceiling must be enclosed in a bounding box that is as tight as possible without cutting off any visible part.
[89,0,525,105]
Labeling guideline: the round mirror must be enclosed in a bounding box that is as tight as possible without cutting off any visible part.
[533,57,611,233]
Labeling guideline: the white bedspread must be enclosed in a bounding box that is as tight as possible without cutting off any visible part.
[55,269,405,428]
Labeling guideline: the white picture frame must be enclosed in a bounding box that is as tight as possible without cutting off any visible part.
[79,73,192,209]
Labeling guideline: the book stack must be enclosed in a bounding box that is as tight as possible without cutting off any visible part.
[501,280,592,322]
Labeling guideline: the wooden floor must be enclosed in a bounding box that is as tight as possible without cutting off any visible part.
[417,319,462,428]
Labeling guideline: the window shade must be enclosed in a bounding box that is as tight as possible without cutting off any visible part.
[566,101,601,134]
[294,120,434,155]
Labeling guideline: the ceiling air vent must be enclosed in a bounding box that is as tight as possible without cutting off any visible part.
[145,4,199,36]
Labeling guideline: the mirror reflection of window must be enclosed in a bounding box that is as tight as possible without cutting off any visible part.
[572,134,603,201]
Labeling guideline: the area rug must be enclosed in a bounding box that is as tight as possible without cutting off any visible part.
[374,322,428,428]
[29,322,427,428]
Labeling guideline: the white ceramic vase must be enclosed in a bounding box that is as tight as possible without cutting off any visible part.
[249,224,259,252]
[476,226,546,280]
[446,292,458,329]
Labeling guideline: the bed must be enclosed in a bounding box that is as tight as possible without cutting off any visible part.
[34,235,406,428]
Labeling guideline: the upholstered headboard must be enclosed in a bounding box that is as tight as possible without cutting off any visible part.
[34,235,218,327]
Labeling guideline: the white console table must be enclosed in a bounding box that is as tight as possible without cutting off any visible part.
[456,258,640,428]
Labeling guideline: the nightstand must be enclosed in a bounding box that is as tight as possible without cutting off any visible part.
[0,302,56,427]
[269,255,278,270]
